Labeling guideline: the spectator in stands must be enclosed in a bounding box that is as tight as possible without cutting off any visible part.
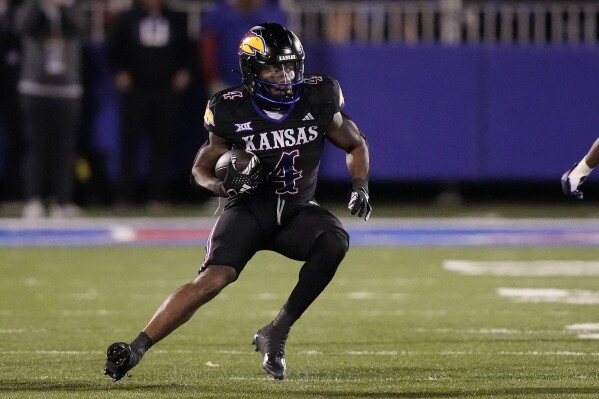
[561,138,599,200]
[0,0,23,207]
[15,0,85,219]
[106,0,193,210]
[199,0,286,96]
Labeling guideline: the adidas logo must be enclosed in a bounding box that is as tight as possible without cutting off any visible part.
[302,113,315,121]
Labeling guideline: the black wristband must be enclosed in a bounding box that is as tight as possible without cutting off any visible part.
[351,178,369,194]
[213,181,228,197]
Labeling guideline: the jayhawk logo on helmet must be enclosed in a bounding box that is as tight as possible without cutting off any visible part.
[238,32,266,56]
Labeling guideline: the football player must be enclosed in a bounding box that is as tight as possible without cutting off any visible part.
[104,23,371,381]
[562,138,599,199]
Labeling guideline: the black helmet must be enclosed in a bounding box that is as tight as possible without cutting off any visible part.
[238,23,305,106]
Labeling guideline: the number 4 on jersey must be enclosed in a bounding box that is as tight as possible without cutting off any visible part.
[269,150,302,195]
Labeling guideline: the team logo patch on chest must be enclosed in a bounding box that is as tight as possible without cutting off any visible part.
[235,122,253,132]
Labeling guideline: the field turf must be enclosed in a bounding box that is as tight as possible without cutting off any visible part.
[1,240,599,398]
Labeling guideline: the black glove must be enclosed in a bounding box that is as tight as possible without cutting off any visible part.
[213,157,261,198]
[348,179,372,221]
[561,163,586,200]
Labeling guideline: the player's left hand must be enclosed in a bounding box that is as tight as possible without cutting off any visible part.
[348,180,372,221]
[561,163,586,200]
[218,159,262,198]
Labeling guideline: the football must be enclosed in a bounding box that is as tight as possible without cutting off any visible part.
[215,149,259,180]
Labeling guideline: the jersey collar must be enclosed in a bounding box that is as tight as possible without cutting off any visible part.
[251,99,297,123]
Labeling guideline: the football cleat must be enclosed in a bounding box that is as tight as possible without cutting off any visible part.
[252,323,288,380]
[104,342,141,382]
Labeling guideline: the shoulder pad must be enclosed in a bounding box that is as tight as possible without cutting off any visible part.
[204,86,247,130]
[210,86,246,106]
[304,73,335,86]
[303,74,345,111]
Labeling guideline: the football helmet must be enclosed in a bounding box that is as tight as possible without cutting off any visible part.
[238,23,305,106]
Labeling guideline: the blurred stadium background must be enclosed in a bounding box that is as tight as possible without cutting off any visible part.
[3,0,599,212]
[2,3,599,397]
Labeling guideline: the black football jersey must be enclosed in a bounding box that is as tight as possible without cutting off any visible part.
[203,74,345,202]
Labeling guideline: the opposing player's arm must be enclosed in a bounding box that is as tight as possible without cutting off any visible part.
[584,138,599,168]
[326,112,372,220]
[561,137,599,199]
[191,132,231,194]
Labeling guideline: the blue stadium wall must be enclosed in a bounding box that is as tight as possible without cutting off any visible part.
[2,43,599,184]
[308,44,599,182]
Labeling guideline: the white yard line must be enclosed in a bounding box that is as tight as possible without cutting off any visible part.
[497,287,599,305]
[566,323,599,340]
[444,260,599,276]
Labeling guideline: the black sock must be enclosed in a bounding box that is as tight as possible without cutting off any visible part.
[272,308,297,331]
[130,332,154,355]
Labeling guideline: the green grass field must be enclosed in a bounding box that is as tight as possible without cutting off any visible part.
[1,242,599,398]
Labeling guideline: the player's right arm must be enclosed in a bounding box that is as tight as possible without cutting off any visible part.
[326,112,372,220]
[562,137,599,199]
[191,132,230,195]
